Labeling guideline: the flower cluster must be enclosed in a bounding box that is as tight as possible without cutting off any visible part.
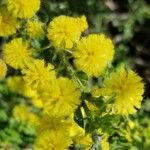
[0,0,145,149]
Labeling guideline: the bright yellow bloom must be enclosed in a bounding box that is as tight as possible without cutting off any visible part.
[0,59,7,79]
[7,0,41,18]
[0,8,18,37]
[13,104,39,125]
[22,59,56,90]
[43,77,81,117]
[26,20,44,38]
[73,34,114,77]
[47,15,82,49]
[3,38,32,69]
[103,67,144,115]
[75,15,88,32]
[34,130,72,150]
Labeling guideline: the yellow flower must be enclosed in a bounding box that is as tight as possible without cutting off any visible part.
[47,15,82,49]
[103,67,144,115]
[0,8,18,37]
[34,130,72,150]
[26,20,44,38]
[13,104,39,125]
[7,0,41,18]
[43,77,81,117]
[22,59,56,90]
[3,38,32,69]
[73,34,114,77]
[0,59,7,79]
[75,15,88,32]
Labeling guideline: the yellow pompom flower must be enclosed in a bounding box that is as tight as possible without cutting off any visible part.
[103,67,144,115]
[13,104,39,125]
[22,59,56,90]
[47,15,82,49]
[0,8,18,37]
[26,20,44,38]
[43,77,81,117]
[73,34,115,77]
[0,59,7,79]
[75,15,88,32]
[34,130,72,150]
[3,38,32,69]
[7,0,41,18]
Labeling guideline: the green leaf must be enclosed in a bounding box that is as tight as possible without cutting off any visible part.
[74,107,84,128]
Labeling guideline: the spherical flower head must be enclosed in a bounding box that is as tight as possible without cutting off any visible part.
[7,0,41,18]
[0,8,18,37]
[103,67,144,115]
[73,34,115,77]
[0,59,7,79]
[34,130,72,150]
[75,15,88,32]
[26,20,44,38]
[43,77,81,117]
[3,38,33,69]
[47,15,82,49]
[22,59,56,91]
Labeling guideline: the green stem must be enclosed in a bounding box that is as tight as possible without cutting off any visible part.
[61,51,86,91]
